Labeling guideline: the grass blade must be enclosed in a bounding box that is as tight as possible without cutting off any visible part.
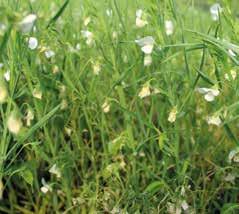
[0,25,12,59]
[47,0,70,28]
[18,104,61,143]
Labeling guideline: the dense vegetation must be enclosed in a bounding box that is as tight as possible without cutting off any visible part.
[0,0,239,213]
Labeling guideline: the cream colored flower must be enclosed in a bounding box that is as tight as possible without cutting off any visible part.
[152,87,160,95]
[4,70,10,82]
[207,115,221,126]
[49,164,61,178]
[0,84,8,103]
[81,30,94,46]
[224,173,236,184]
[228,149,239,163]
[196,87,220,102]
[136,17,148,28]
[25,109,34,127]
[138,85,151,98]
[181,200,189,211]
[165,20,174,35]
[144,54,152,66]
[40,178,52,194]
[136,9,143,19]
[65,127,72,136]
[135,36,155,54]
[32,88,42,99]
[7,113,22,135]
[102,100,110,113]
[135,9,148,28]
[168,106,177,123]
[92,61,101,75]
[52,65,59,74]
[45,49,55,59]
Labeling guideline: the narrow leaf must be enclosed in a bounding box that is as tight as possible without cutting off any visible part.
[47,0,69,28]
[18,104,61,143]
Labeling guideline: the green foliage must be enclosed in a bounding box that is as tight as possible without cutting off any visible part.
[0,0,238,213]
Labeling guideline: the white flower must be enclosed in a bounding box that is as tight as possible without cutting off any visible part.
[4,70,10,82]
[40,178,52,194]
[210,3,222,21]
[136,18,148,28]
[136,9,143,18]
[225,69,237,80]
[45,50,55,59]
[181,200,189,211]
[168,107,177,123]
[32,88,42,99]
[81,30,94,46]
[7,113,22,135]
[196,87,220,102]
[138,85,151,98]
[49,164,61,178]
[144,54,152,66]
[102,100,110,113]
[135,10,148,28]
[165,20,174,35]
[224,173,236,183]
[0,84,8,103]
[135,36,155,54]
[82,30,93,39]
[135,9,148,28]
[228,149,239,163]
[207,115,222,126]
[28,37,38,50]
[19,14,37,33]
